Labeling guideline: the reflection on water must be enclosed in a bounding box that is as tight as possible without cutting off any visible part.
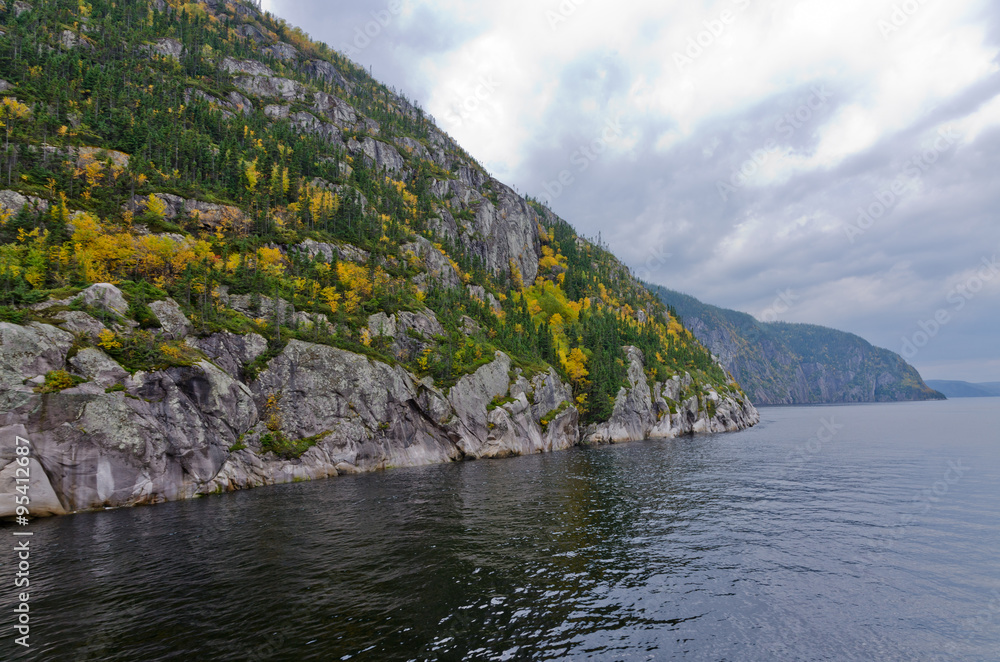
[4,399,999,661]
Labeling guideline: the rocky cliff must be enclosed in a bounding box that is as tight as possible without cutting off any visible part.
[653,287,944,405]
[0,284,757,517]
[0,0,759,518]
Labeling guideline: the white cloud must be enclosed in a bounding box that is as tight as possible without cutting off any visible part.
[395,0,997,183]
[952,93,1000,144]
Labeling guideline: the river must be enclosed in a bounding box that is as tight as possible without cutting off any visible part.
[4,399,999,661]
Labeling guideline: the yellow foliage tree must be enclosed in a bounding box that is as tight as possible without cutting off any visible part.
[0,97,31,153]
[264,392,282,432]
[564,347,590,385]
[146,194,168,221]
[336,262,373,298]
[98,329,122,350]
[342,291,361,314]
[509,259,524,290]
[242,158,260,194]
[320,286,341,313]
[257,247,285,276]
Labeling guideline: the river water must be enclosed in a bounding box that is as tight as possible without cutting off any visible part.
[4,399,999,661]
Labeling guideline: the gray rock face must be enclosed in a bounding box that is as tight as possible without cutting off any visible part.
[287,112,343,144]
[59,30,90,50]
[312,92,357,128]
[220,57,274,77]
[76,146,130,169]
[248,340,460,474]
[125,193,245,229]
[394,137,431,161]
[296,239,370,264]
[148,37,183,59]
[0,322,74,410]
[53,311,106,339]
[24,361,253,512]
[467,285,501,312]
[348,137,405,174]
[0,317,756,518]
[184,88,254,118]
[234,74,307,102]
[584,346,760,444]
[403,236,461,290]
[264,42,298,61]
[446,352,513,457]
[227,0,259,19]
[530,369,573,421]
[187,331,267,379]
[69,348,128,388]
[460,316,480,335]
[149,299,191,340]
[0,189,49,216]
[226,91,255,115]
[428,174,540,284]
[303,59,352,92]
[367,310,444,361]
[235,24,270,44]
[263,104,289,119]
[77,283,129,318]
[221,57,308,101]
[466,181,541,285]
[0,452,67,516]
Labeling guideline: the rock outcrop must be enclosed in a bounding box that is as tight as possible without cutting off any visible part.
[403,236,462,290]
[184,87,255,118]
[0,317,757,519]
[584,347,759,443]
[144,37,183,60]
[125,193,246,229]
[0,189,49,216]
[348,137,405,174]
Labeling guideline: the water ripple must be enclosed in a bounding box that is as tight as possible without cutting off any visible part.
[3,400,998,661]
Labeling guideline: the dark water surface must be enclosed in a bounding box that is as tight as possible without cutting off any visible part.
[4,399,999,661]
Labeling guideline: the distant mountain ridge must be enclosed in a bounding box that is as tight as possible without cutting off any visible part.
[652,287,945,405]
[925,381,1000,398]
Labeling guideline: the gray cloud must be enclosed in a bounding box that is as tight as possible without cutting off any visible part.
[265,0,1000,381]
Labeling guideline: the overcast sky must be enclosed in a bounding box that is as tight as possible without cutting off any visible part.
[264,0,1000,382]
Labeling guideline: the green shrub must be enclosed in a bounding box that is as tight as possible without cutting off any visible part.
[0,306,28,324]
[487,395,515,411]
[36,370,86,393]
[119,281,168,328]
[104,331,203,373]
[539,400,573,431]
[260,431,329,460]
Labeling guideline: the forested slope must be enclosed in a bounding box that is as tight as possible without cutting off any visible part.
[654,287,944,405]
[0,0,757,516]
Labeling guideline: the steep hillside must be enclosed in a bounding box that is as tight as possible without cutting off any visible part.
[653,287,944,405]
[0,0,757,515]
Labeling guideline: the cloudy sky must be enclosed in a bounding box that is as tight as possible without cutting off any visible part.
[263,0,1000,382]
